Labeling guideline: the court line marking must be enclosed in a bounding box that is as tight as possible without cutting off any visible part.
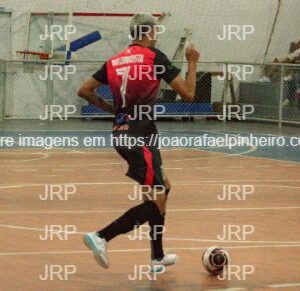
[0,164,61,169]
[0,182,134,189]
[5,164,296,171]
[176,179,300,183]
[255,165,272,168]
[164,237,300,244]
[35,175,58,178]
[0,244,300,257]
[1,182,300,193]
[86,168,112,171]
[1,180,300,188]
[52,169,76,172]
[0,224,299,244]
[206,130,300,165]
[2,152,51,163]
[281,164,298,167]
[0,146,258,165]
[172,146,258,162]
[13,169,38,172]
[175,182,300,189]
[0,206,299,215]
[2,145,299,167]
[210,288,245,291]
[5,165,295,172]
[210,282,300,290]
[169,206,300,212]
[60,162,124,166]
[268,283,300,288]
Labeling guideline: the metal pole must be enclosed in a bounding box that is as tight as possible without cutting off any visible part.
[0,61,8,121]
[222,63,228,123]
[278,65,284,129]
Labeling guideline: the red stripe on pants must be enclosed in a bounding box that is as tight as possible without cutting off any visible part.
[143,146,154,186]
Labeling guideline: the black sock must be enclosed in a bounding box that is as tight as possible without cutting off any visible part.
[97,201,160,242]
[149,210,165,260]
[149,187,169,260]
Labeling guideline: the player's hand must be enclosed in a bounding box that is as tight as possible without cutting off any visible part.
[185,43,200,63]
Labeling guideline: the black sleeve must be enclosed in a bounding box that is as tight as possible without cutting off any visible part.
[153,49,181,84]
[92,62,108,84]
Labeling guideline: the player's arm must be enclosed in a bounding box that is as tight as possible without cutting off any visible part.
[156,44,200,102]
[77,77,114,114]
[169,44,200,102]
[78,62,115,114]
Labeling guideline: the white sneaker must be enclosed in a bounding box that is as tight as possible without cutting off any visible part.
[83,232,110,269]
[151,254,178,272]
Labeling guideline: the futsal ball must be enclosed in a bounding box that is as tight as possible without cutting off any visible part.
[202,246,229,275]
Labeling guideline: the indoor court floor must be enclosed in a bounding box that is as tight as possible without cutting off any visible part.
[0,120,300,290]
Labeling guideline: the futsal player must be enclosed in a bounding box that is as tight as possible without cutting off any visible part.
[78,13,200,271]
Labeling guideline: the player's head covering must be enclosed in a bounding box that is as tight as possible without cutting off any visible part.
[129,13,158,40]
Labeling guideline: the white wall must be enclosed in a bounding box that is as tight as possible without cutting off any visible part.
[0,0,299,62]
[0,0,299,118]
[0,12,12,59]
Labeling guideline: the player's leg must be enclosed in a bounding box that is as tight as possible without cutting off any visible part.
[152,172,171,214]
[143,183,177,271]
[83,140,176,270]
[142,185,166,258]
[149,172,171,261]
[84,199,163,269]
[140,147,177,271]
[97,145,166,243]
[164,172,172,197]
[83,143,163,269]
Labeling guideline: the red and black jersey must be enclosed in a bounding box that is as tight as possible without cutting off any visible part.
[93,44,180,116]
